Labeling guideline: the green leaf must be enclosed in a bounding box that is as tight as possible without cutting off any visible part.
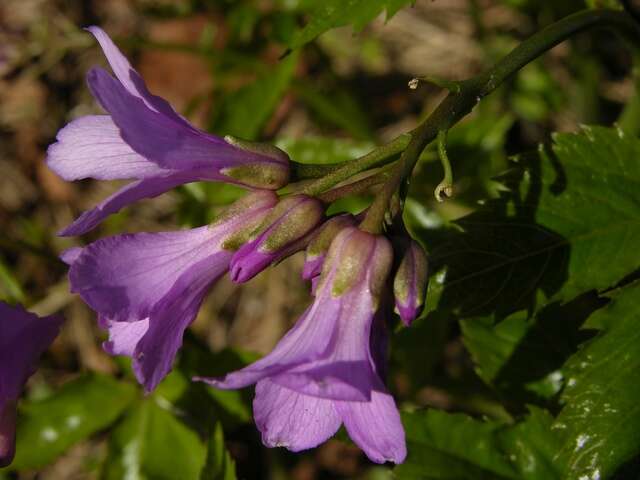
[427,126,640,318]
[11,374,136,470]
[397,408,561,480]
[287,0,415,50]
[275,136,374,164]
[102,400,206,480]
[200,422,236,480]
[553,281,640,480]
[460,292,603,400]
[213,52,298,140]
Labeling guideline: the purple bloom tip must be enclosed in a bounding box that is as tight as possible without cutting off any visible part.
[393,239,428,326]
[230,195,325,283]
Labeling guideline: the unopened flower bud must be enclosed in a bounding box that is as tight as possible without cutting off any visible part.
[230,194,325,282]
[321,228,393,306]
[393,239,428,325]
[303,214,356,281]
[0,400,17,468]
[221,136,291,190]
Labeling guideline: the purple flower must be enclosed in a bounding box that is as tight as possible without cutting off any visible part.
[197,227,406,464]
[47,26,290,236]
[0,302,63,467]
[393,238,428,325]
[63,190,277,392]
[230,195,325,283]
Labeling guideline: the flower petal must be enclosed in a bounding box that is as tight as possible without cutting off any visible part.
[86,67,281,174]
[59,173,206,236]
[0,303,63,399]
[47,115,166,181]
[195,296,342,389]
[100,316,149,357]
[68,226,231,322]
[253,379,341,452]
[132,255,227,392]
[337,389,406,464]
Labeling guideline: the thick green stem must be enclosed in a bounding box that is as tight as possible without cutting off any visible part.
[361,8,640,232]
[301,134,411,195]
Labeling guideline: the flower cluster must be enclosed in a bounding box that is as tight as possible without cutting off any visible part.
[0,302,62,467]
[48,27,429,464]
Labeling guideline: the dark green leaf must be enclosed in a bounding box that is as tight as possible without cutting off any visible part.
[427,126,640,318]
[553,281,640,480]
[397,408,561,480]
[200,422,236,480]
[11,374,136,470]
[287,0,415,50]
[102,400,206,480]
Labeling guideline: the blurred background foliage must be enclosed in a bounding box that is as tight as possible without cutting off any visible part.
[1,0,639,479]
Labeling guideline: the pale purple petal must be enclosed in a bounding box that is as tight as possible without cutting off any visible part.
[302,254,323,280]
[86,67,285,174]
[47,115,166,181]
[101,316,149,357]
[271,286,377,401]
[132,256,227,392]
[0,303,62,399]
[59,173,209,236]
[68,226,231,322]
[337,389,406,464]
[253,379,341,452]
[196,297,341,390]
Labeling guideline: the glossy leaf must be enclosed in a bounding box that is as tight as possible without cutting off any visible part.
[426,126,640,318]
[553,281,640,480]
[287,0,415,50]
[397,408,561,480]
[11,374,136,470]
[102,400,206,480]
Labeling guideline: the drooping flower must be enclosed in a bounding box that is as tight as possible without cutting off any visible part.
[230,194,325,283]
[63,190,277,392]
[393,238,428,325]
[47,26,290,236]
[0,302,63,467]
[196,227,406,464]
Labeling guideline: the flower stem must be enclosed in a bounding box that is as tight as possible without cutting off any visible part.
[360,8,640,232]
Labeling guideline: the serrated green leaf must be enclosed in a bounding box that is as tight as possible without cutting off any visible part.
[427,126,640,318]
[553,281,640,480]
[288,0,414,50]
[102,400,206,480]
[10,374,136,470]
[200,422,236,480]
[460,292,603,400]
[397,408,561,480]
[213,52,298,140]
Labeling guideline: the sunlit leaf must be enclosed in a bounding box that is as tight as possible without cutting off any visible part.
[11,375,136,470]
[102,400,206,480]
[553,281,640,480]
[287,0,415,50]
